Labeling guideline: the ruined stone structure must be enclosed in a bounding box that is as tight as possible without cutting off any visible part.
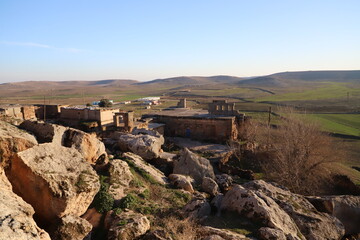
[208,100,245,119]
[0,105,37,120]
[113,111,134,131]
[177,98,187,108]
[34,104,66,120]
[60,107,120,127]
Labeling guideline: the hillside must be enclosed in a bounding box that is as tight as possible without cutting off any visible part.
[238,70,360,87]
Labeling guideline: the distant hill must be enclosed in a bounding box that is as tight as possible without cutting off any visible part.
[136,75,243,86]
[238,70,360,87]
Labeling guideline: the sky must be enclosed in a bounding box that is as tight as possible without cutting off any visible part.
[1,0,360,83]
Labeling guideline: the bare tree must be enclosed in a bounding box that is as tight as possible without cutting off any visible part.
[250,108,341,194]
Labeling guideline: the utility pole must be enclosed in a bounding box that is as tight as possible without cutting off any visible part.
[43,95,46,122]
[268,106,272,126]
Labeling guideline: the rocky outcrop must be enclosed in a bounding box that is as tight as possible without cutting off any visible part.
[202,177,220,196]
[221,184,302,239]
[169,174,194,193]
[242,180,345,240]
[63,128,107,164]
[122,152,167,184]
[107,210,150,240]
[6,143,100,225]
[0,120,37,168]
[108,159,134,200]
[53,215,92,240]
[307,195,360,235]
[0,167,50,240]
[19,121,107,164]
[173,148,215,185]
[19,120,67,144]
[118,133,164,160]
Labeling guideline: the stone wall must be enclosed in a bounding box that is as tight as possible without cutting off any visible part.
[154,115,237,142]
[60,108,119,127]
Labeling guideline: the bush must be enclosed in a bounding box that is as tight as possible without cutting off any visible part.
[92,175,114,213]
[119,193,139,209]
[98,99,113,108]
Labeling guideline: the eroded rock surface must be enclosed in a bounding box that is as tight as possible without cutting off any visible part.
[307,195,360,235]
[243,180,345,240]
[173,148,215,185]
[6,143,100,224]
[221,184,302,239]
[19,120,67,144]
[63,128,107,164]
[169,174,194,193]
[53,215,92,240]
[107,210,150,240]
[0,120,37,168]
[0,167,50,240]
[108,159,134,200]
[202,177,220,196]
[118,133,164,160]
[122,152,167,184]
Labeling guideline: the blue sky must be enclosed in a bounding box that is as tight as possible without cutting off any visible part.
[1,0,360,83]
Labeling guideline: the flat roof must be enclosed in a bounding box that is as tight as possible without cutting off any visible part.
[146,108,235,119]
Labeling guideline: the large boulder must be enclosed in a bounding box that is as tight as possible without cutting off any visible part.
[169,174,195,193]
[19,120,67,144]
[307,195,360,235]
[173,148,215,185]
[53,215,92,240]
[243,180,345,240]
[6,143,100,225]
[0,120,37,168]
[201,226,249,240]
[122,152,167,184]
[108,159,134,200]
[0,167,50,240]
[107,210,150,240]
[63,128,107,164]
[202,177,220,196]
[221,184,302,239]
[118,133,164,160]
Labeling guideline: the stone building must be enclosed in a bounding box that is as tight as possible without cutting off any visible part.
[60,107,120,128]
[143,100,247,142]
[34,104,66,120]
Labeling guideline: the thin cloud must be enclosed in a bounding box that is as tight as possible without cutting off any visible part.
[0,41,85,53]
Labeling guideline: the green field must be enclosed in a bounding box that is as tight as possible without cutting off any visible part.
[255,83,360,102]
[303,114,360,136]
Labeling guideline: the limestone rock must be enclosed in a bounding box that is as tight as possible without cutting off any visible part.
[53,215,92,240]
[63,128,107,164]
[108,210,150,240]
[0,167,50,240]
[108,159,134,200]
[173,148,215,185]
[19,120,67,144]
[221,184,302,239]
[6,143,100,224]
[258,227,287,240]
[203,235,226,240]
[307,195,360,235]
[169,174,194,193]
[243,180,345,240]
[81,208,103,229]
[202,177,220,196]
[142,230,173,240]
[201,226,249,240]
[215,174,233,192]
[211,194,223,216]
[122,152,167,184]
[0,120,37,168]
[118,133,164,160]
[183,196,211,219]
